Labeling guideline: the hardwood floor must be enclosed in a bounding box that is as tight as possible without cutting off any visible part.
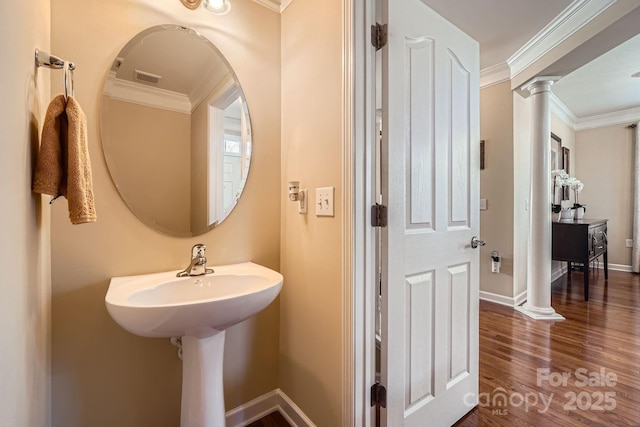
[246,269,639,427]
[456,269,640,426]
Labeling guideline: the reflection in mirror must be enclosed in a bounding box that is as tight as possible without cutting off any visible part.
[101,25,252,237]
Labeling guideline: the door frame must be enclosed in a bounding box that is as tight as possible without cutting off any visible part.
[343,0,378,425]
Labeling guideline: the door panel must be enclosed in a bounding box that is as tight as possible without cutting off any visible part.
[381,0,480,425]
[406,37,435,230]
[405,271,435,406]
[448,51,471,227]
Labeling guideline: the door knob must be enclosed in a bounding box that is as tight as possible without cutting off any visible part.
[471,236,486,249]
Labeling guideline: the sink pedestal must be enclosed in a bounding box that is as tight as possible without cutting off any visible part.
[105,262,283,426]
[181,331,226,427]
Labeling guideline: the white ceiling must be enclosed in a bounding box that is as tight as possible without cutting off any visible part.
[421,0,574,70]
[553,33,640,118]
[420,0,640,123]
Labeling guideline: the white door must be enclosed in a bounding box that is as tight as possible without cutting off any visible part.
[380,0,480,425]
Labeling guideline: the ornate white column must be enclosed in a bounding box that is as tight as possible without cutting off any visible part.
[516,76,565,321]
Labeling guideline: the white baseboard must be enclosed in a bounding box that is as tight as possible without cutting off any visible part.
[551,263,565,282]
[479,289,527,307]
[514,289,527,306]
[556,262,632,273]
[226,388,315,427]
[604,263,632,272]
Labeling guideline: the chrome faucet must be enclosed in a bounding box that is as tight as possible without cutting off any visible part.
[177,244,214,277]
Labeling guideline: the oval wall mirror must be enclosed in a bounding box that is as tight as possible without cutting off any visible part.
[101,24,252,237]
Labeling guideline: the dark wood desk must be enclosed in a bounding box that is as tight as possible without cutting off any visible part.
[552,219,608,301]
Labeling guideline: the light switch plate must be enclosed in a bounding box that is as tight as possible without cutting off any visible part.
[626,239,633,248]
[316,187,334,217]
[480,199,487,210]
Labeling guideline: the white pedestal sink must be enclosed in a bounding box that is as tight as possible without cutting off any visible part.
[105,262,283,427]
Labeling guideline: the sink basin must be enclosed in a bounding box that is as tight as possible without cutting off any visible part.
[105,261,283,427]
[105,262,283,338]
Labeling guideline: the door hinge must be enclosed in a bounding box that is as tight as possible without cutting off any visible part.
[371,382,387,408]
[371,203,388,227]
[371,23,388,50]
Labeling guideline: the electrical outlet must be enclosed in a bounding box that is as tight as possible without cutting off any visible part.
[316,187,334,217]
[626,239,633,248]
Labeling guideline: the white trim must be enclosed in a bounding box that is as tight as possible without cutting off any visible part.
[575,106,640,131]
[479,62,510,89]
[550,93,578,129]
[250,0,281,13]
[552,261,566,282]
[514,289,528,306]
[225,389,315,427]
[250,0,292,13]
[479,289,527,307]
[103,72,192,114]
[551,261,630,276]
[507,0,617,80]
[549,94,640,131]
[603,263,632,272]
[280,0,293,12]
[351,0,377,425]
[515,305,566,320]
[342,0,356,425]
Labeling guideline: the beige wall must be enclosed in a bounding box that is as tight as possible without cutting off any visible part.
[102,98,192,234]
[50,1,281,426]
[280,0,345,425]
[576,124,634,266]
[479,81,515,297]
[0,0,51,426]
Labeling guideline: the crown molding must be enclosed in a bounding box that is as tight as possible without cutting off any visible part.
[550,92,578,129]
[103,72,192,114]
[480,62,510,88]
[507,0,617,80]
[250,0,292,13]
[575,106,640,131]
[280,0,293,12]
[550,92,640,131]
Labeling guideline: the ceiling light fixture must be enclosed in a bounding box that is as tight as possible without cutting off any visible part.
[203,0,231,15]
[179,0,231,15]
[180,0,201,10]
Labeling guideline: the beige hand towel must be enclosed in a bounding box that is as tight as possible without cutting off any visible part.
[33,94,66,199]
[33,95,97,224]
[65,96,96,224]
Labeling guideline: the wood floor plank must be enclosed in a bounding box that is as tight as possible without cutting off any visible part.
[456,270,640,426]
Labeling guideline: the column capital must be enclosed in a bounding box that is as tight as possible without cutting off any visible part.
[520,76,562,97]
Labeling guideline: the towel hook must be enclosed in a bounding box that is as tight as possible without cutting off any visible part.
[35,48,76,99]
[63,62,75,100]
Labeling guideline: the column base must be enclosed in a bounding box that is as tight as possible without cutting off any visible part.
[515,303,565,321]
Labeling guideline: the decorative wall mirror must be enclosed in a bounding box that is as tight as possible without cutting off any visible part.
[100,24,252,237]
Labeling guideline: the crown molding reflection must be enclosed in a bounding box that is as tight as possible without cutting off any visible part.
[103,71,192,114]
